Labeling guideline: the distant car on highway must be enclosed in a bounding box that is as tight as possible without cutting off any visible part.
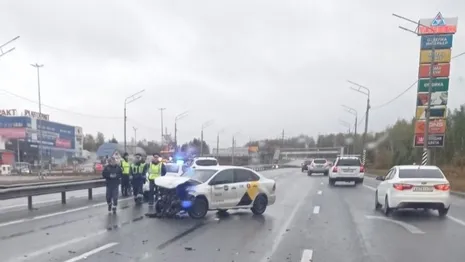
[307,158,330,176]
[190,157,219,169]
[164,163,184,176]
[301,159,312,172]
[374,165,451,217]
[328,156,364,186]
[156,165,276,218]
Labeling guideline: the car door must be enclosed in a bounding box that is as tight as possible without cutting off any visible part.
[378,168,395,202]
[233,169,261,207]
[208,169,236,209]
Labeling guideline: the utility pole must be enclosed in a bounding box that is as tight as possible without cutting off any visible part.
[159,108,166,146]
[174,111,189,150]
[348,80,371,165]
[124,90,145,153]
[133,127,138,154]
[200,120,214,156]
[216,128,225,158]
[281,129,285,147]
[232,136,235,165]
[0,36,20,59]
[31,63,44,179]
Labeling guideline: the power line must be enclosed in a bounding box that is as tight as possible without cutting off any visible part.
[370,50,465,111]
[371,80,418,110]
[0,89,122,119]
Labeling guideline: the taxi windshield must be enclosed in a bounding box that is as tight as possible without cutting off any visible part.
[181,169,217,183]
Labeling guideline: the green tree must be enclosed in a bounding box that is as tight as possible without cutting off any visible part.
[83,134,96,151]
[95,132,105,149]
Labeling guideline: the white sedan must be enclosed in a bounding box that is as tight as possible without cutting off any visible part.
[154,165,277,219]
[142,163,184,200]
[375,165,451,217]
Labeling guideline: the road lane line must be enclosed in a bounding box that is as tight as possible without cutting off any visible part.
[0,198,132,228]
[313,206,320,214]
[63,242,119,262]
[317,190,322,195]
[259,184,312,262]
[7,230,107,262]
[365,215,425,234]
[447,215,465,227]
[300,249,313,262]
[363,184,376,191]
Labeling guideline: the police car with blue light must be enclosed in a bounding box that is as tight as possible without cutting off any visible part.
[150,165,277,219]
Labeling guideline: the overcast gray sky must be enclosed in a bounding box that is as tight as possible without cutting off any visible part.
[0,0,464,147]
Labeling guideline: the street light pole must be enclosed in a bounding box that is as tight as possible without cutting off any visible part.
[232,132,240,165]
[342,105,358,136]
[124,90,145,153]
[0,36,20,59]
[31,63,44,179]
[174,111,189,150]
[216,128,225,158]
[392,13,438,165]
[158,108,166,146]
[133,127,138,154]
[348,80,371,165]
[200,120,214,156]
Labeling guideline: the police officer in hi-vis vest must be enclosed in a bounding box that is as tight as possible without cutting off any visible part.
[120,152,131,197]
[131,153,148,202]
[148,153,167,205]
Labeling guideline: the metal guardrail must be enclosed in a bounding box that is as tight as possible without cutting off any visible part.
[0,164,299,210]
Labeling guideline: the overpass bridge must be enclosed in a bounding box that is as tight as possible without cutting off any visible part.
[280,147,344,159]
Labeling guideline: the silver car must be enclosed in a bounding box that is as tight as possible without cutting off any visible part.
[308,158,330,176]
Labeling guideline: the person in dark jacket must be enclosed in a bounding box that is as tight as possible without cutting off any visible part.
[131,153,148,202]
[102,157,123,213]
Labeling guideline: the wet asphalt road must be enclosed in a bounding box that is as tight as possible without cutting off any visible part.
[2,167,465,261]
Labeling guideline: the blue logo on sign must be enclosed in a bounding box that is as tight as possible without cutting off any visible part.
[431,12,446,26]
[420,34,453,50]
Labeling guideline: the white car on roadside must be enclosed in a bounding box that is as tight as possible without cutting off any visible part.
[155,165,277,219]
[189,157,219,169]
[374,165,451,217]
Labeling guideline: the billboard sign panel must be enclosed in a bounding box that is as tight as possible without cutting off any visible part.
[0,128,26,139]
[417,92,448,106]
[416,106,447,119]
[419,49,451,63]
[418,13,458,35]
[418,63,450,78]
[414,134,445,147]
[417,78,449,92]
[415,119,446,134]
[420,34,453,49]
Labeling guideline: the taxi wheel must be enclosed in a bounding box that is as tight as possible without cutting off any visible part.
[188,197,208,219]
[383,196,392,216]
[374,191,382,210]
[251,194,268,215]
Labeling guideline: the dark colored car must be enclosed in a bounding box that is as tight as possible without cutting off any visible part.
[301,160,312,172]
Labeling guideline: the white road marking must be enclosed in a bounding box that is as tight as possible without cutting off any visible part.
[447,215,465,227]
[63,242,119,262]
[300,249,313,262]
[363,184,376,191]
[313,206,320,214]
[259,186,312,262]
[365,215,425,234]
[0,198,131,229]
[8,230,107,262]
[317,190,322,195]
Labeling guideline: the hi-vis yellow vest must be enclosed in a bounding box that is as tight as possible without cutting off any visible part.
[121,160,131,175]
[148,163,162,180]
